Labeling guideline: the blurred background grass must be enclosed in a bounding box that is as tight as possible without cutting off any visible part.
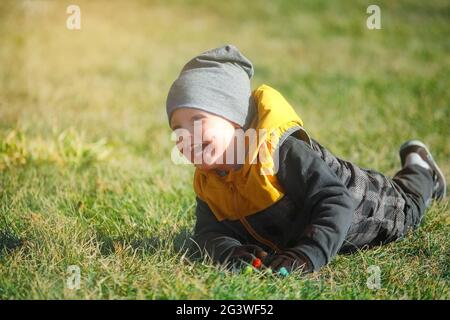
[0,0,448,299]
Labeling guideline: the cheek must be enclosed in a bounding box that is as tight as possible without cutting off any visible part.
[198,124,232,163]
[203,121,235,142]
[204,126,235,152]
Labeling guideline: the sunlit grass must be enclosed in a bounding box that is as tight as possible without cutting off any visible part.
[0,0,448,299]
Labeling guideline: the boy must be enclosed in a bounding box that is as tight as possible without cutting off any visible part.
[166,44,446,274]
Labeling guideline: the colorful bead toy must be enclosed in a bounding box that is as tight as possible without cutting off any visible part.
[252,258,262,269]
[244,265,254,274]
[278,267,289,277]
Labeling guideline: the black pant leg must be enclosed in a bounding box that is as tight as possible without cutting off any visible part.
[392,164,434,230]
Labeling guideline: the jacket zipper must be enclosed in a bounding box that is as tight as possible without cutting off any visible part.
[229,183,281,253]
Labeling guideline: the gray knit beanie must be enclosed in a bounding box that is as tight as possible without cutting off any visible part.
[166,44,256,130]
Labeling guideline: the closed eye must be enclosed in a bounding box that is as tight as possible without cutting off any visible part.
[171,114,206,131]
[192,114,206,123]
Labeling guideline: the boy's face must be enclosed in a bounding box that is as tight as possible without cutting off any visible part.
[170,107,243,172]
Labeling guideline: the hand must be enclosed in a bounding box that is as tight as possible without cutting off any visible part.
[263,250,312,274]
[222,244,268,268]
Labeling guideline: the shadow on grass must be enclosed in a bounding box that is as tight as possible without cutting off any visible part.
[95,227,198,258]
[0,230,23,257]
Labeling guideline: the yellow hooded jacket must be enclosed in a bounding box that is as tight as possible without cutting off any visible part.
[193,84,310,251]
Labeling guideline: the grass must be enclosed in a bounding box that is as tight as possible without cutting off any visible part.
[0,0,449,299]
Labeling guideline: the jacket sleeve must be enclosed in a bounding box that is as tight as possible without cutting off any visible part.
[275,136,354,271]
[191,196,243,263]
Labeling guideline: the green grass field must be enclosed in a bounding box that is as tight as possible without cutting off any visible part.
[0,0,449,299]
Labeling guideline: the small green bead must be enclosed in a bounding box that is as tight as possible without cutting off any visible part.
[244,265,254,274]
[278,267,289,277]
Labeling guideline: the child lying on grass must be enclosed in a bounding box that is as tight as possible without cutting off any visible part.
[165,44,446,274]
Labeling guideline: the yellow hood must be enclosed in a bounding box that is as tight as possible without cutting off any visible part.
[193,84,309,221]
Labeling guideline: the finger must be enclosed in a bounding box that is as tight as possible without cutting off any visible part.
[261,254,275,267]
[268,256,286,271]
[240,252,255,264]
[272,255,297,272]
[231,252,255,265]
[246,245,268,259]
[240,245,268,259]
[290,259,307,273]
[254,248,268,259]
[280,259,295,273]
[262,253,285,269]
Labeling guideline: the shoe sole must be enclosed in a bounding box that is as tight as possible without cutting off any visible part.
[400,140,446,200]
